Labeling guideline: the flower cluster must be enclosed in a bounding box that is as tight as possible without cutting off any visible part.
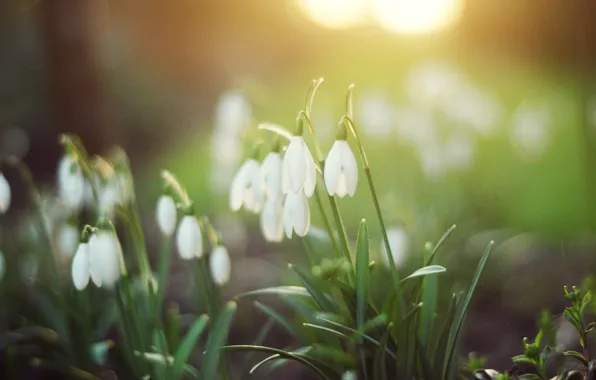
[229,120,359,242]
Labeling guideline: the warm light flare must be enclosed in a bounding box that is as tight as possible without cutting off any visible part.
[299,0,368,29]
[298,0,463,35]
[371,0,463,34]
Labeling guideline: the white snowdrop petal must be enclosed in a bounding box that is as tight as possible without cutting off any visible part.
[283,195,294,238]
[324,141,343,196]
[0,173,11,213]
[176,216,202,260]
[281,157,292,195]
[209,246,231,286]
[342,143,359,197]
[294,192,310,237]
[230,159,263,213]
[156,195,177,236]
[303,145,317,198]
[342,371,358,380]
[88,235,103,287]
[261,152,282,201]
[92,231,122,289]
[285,137,307,194]
[260,199,284,242]
[57,156,85,210]
[336,174,348,198]
[71,243,90,290]
[58,224,80,257]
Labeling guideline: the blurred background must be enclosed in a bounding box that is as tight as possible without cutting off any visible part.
[2,0,596,374]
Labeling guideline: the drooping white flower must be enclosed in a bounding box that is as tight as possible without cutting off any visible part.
[283,192,310,238]
[380,227,409,269]
[176,215,203,260]
[57,155,85,211]
[71,242,90,290]
[156,195,177,237]
[324,140,358,198]
[209,245,231,286]
[0,172,11,213]
[260,151,283,201]
[89,230,123,289]
[114,171,135,205]
[282,136,317,197]
[229,159,264,213]
[260,198,284,242]
[0,250,5,282]
[342,371,357,380]
[98,181,119,218]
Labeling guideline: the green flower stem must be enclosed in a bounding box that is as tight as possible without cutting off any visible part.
[155,237,172,318]
[313,188,342,259]
[115,283,144,375]
[6,158,61,283]
[299,112,355,284]
[341,116,407,318]
[161,170,191,209]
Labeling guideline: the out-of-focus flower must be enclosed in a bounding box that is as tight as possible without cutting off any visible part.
[356,91,396,138]
[58,224,79,258]
[229,159,264,213]
[57,155,85,211]
[405,62,464,106]
[342,371,357,380]
[260,151,283,202]
[510,100,551,159]
[71,241,91,290]
[283,192,310,238]
[380,226,409,269]
[282,136,317,197]
[209,245,231,286]
[443,132,475,170]
[89,229,123,289]
[156,195,177,237]
[324,139,358,198]
[260,199,284,243]
[0,173,10,213]
[176,215,203,260]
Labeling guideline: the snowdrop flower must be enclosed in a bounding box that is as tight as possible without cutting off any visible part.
[0,172,11,213]
[260,150,283,201]
[98,181,120,218]
[282,135,317,197]
[89,229,123,289]
[229,158,264,213]
[0,250,5,282]
[57,155,85,211]
[156,194,177,237]
[209,245,231,286]
[283,192,310,238]
[58,224,80,257]
[176,215,203,260]
[71,240,91,290]
[260,198,284,242]
[324,127,358,198]
[342,371,357,380]
[380,227,409,269]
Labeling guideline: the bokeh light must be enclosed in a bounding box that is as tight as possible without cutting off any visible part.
[298,0,368,29]
[371,0,463,34]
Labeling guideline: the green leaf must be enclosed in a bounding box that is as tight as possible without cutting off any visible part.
[564,350,589,366]
[355,219,370,334]
[258,123,293,141]
[135,351,198,378]
[172,314,209,379]
[433,293,459,378]
[400,265,446,283]
[303,323,350,340]
[443,241,493,379]
[165,304,181,353]
[424,224,457,266]
[202,301,237,380]
[254,301,302,339]
[291,265,336,312]
[419,272,438,344]
[220,345,330,380]
[373,329,390,380]
[581,291,592,315]
[236,286,311,299]
[512,355,536,365]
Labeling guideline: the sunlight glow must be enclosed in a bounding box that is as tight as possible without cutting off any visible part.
[299,0,368,29]
[371,0,463,35]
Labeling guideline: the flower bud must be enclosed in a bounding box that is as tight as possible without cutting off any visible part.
[71,242,90,290]
[176,215,203,260]
[0,173,11,213]
[209,245,231,286]
[156,195,177,237]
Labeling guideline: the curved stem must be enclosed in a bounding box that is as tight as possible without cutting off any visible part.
[313,188,342,259]
[341,116,406,316]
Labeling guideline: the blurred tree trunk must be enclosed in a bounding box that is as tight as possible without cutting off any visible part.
[39,0,111,156]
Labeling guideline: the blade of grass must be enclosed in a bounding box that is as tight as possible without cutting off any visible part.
[202,301,237,380]
[400,265,446,283]
[172,314,209,379]
[220,345,330,380]
[254,301,302,339]
[424,224,457,266]
[442,241,494,379]
[290,264,336,312]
